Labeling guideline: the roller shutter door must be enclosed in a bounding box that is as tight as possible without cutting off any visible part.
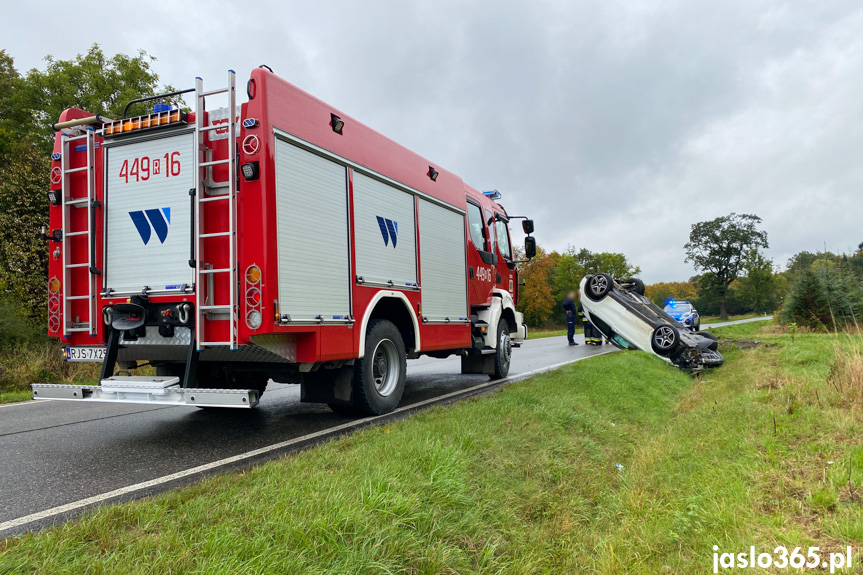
[352,172,418,287]
[418,199,467,321]
[274,140,350,321]
[104,132,195,294]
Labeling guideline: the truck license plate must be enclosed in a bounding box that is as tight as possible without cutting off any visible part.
[65,347,106,362]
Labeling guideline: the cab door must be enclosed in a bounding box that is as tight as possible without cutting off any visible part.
[465,199,495,306]
[491,211,517,296]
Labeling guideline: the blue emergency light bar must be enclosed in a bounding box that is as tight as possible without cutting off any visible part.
[153,104,172,113]
[482,190,502,200]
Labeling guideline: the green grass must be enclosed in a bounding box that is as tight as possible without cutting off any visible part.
[2,326,862,573]
[529,326,583,339]
[0,388,32,404]
[708,320,772,339]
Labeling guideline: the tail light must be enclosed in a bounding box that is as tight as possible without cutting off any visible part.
[48,277,61,333]
[245,265,263,330]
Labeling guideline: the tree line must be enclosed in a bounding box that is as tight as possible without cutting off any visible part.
[517,212,863,330]
[515,247,641,326]
[0,45,172,341]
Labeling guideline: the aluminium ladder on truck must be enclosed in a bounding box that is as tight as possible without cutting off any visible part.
[59,127,100,336]
[193,71,240,351]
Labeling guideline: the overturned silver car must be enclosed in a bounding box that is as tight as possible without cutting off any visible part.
[579,274,723,372]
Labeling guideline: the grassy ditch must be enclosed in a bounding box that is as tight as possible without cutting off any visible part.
[2,325,862,573]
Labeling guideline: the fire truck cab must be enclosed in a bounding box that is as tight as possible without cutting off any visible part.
[33,67,536,415]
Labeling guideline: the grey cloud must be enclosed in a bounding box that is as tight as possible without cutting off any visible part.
[5,0,861,281]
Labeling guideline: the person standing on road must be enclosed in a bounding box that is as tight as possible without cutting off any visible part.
[577,302,601,345]
[562,291,579,346]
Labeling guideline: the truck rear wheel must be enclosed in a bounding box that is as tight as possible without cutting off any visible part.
[490,322,512,380]
[353,319,406,415]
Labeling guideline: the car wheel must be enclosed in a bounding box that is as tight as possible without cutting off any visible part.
[695,331,719,351]
[625,277,645,296]
[353,319,406,415]
[490,321,512,380]
[693,318,700,331]
[586,273,613,301]
[651,324,680,357]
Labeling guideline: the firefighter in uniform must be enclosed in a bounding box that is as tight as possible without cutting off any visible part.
[577,303,602,345]
[562,291,579,346]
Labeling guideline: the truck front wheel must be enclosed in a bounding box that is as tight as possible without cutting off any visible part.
[490,322,512,380]
[353,319,406,415]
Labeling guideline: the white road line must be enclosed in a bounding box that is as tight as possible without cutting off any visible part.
[0,349,613,534]
[0,399,38,408]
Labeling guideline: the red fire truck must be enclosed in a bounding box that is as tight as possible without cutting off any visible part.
[32,67,536,414]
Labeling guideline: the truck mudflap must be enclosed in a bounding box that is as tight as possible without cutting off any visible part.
[31,376,259,408]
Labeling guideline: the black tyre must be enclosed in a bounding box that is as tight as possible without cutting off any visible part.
[585,273,613,301]
[490,321,512,380]
[625,277,645,296]
[651,324,680,357]
[695,331,719,351]
[692,318,701,331]
[353,319,406,415]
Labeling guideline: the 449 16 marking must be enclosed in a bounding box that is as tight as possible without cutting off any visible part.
[118,151,181,183]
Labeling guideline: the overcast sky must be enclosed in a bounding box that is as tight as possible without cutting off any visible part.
[5,0,862,282]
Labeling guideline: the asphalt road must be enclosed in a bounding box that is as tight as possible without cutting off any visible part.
[702,314,773,329]
[0,315,771,536]
[0,332,611,536]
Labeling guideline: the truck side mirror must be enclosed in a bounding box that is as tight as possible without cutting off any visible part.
[524,236,536,259]
[522,219,534,235]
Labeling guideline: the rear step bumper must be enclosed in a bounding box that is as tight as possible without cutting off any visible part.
[32,376,258,408]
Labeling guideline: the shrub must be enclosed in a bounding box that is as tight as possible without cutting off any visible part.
[0,342,100,393]
[0,296,41,349]
[827,336,863,407]
[781,267,862,330]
